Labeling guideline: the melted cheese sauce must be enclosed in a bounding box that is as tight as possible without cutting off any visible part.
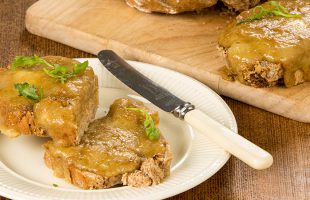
[0,56,97,145]
[47,99,167,177]
[218,0,310,87]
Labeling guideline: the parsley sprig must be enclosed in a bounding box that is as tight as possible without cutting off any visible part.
[12,55,88,84]
[237,1,301,25]
[12,55,52,70]
[127,108,160,141]
[43,61,88,84]
[14,83,44,101]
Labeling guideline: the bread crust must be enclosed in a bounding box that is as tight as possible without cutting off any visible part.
[44,141,172,189]
[0,56,98,146]
[43,98,173,189]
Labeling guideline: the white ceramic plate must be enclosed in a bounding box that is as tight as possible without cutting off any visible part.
[0,58,237,200]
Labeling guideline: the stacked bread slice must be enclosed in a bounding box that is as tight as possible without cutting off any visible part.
[44,98,172,189]
[0,56,98,146]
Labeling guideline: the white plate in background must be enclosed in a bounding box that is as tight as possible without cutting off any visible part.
[0,58,237,200]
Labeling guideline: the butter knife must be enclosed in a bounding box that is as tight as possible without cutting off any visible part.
[98,50,273,170]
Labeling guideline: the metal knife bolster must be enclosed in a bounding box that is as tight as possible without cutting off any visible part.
[172,102,195,119]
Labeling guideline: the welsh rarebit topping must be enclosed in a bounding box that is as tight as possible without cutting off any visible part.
[0,56,98,146]
[44,98,172,189]
[218,0,310,87]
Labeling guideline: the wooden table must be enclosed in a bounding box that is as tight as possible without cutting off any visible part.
[0,1,309,199]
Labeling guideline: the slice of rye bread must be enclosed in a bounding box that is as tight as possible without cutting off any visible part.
[0,56,98,146]
[44,98,172,189]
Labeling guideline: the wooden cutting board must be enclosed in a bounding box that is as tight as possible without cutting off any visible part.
[25,0,310,123]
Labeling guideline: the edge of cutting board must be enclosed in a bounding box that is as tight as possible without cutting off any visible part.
[24,0,310,123]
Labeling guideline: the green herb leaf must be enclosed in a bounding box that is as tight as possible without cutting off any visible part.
[11,55,88,83]
[73,61,88,75]
[127,108,160,141]
[11,55,49,70]
[43,61,88,83]
[14,83,44,101]
[52,183,58,187]
[237,1,301,25]
[43,65,70,84]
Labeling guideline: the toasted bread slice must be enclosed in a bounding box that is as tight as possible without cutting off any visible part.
[44,98,172,189]
[218,0,310,87]
[0,56,98,146]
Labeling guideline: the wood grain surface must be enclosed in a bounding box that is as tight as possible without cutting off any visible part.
[0,1,310,199]
[24,0,310,123]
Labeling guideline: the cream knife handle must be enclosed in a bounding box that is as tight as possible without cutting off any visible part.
[184,109,273,170]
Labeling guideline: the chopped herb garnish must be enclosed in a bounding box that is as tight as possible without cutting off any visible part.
[127,108,160,141]
[237,1,301,25]
[52,183,58,187]
[43,61,88,84]
[12,55,53,70]
[43,64,70,84]
[14,82,44,101]
[11,55,88,84]
[73,61,88,75]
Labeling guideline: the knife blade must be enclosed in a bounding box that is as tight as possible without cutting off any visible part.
[98,50,273,170]
[97,50,185,113]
